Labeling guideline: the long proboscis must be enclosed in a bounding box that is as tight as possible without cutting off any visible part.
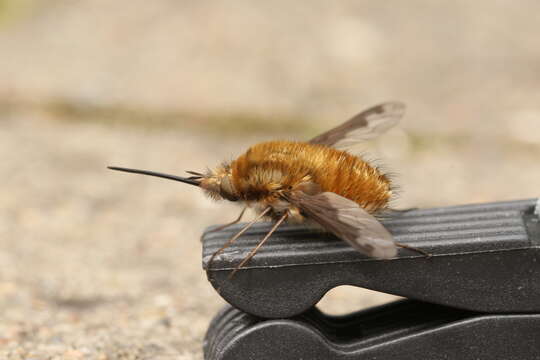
[107,166,201,186]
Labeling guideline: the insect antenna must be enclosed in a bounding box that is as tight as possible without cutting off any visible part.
[207,207,271,272]
[227,212,289,280]
[202,206,247,239]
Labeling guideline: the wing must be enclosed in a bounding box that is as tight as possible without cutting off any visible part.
[288,191,397,259]
[308,102,405,149]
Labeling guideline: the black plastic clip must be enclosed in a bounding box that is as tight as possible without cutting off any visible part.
[202,198,540,359]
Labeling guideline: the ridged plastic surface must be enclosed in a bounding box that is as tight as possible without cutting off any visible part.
[204,300,540,360]
[203,198,536,269]
[202,198,540,318]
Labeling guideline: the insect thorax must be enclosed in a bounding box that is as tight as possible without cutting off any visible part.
[231,141,392,211]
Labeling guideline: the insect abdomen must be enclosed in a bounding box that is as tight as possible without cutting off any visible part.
[230,141,392,212]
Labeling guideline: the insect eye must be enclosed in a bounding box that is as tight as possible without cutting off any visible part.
[220,176,238,201]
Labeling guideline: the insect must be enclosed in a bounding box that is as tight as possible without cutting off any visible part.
[109,102,428,278]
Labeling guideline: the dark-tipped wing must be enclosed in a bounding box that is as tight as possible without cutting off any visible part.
[288,191,397,259]
[309,102,405,149]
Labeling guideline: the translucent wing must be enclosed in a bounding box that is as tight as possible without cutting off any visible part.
[309,102,405,149]
[288,191,397,259]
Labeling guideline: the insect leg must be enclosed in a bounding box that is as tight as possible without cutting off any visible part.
[207,207,271,272]
[386,207,418,214]
[227,212,288,280]
[394,241,432,258]
[202,206,247,238]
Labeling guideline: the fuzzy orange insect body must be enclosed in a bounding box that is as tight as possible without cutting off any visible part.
[220,141,392,220]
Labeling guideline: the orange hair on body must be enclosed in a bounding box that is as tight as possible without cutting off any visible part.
[224,141,392,220]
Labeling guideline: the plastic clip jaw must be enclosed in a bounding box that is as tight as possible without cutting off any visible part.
[204,300,540,360]
[203,198,540,318]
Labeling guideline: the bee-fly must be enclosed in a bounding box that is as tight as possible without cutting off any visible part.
[109,102,428,278]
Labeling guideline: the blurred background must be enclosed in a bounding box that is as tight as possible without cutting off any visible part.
[1,1,539,359]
